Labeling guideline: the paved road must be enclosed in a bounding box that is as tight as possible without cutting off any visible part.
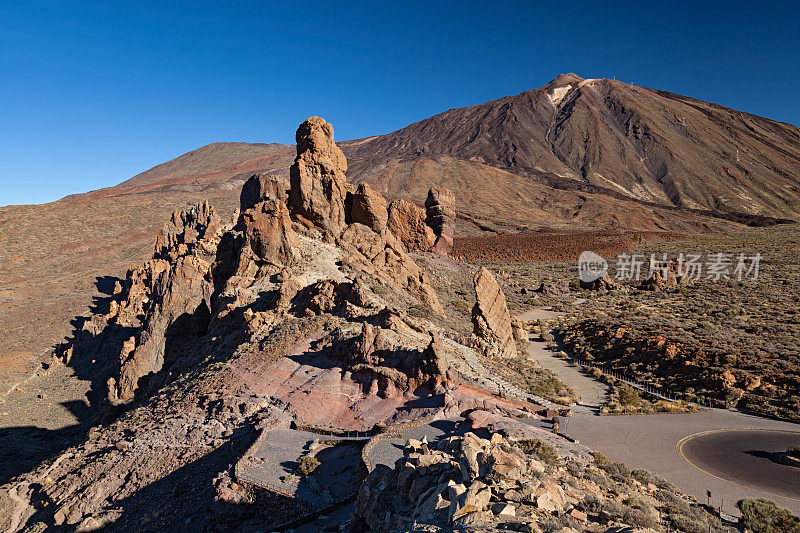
[561,409,800,516]
[526,336,608,407]
[680,429,800,502]
[240,429,364,509]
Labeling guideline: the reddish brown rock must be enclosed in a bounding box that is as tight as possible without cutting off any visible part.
[341,323,450,393]
[472,267,516,358]
[425,188,455,256]
[116,254,213,400]
[153,201,220,260]
[239,173,288,212]
[387,199,436,252]
[640,258,687,291]
[350,182,388,233]
[288,116,349,237]
[241,199,298,267]
[579,272,620,291]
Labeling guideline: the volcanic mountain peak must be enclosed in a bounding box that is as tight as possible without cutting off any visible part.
[344,74,800,221]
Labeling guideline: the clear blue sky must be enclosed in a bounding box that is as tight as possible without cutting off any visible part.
[1,1,798,206]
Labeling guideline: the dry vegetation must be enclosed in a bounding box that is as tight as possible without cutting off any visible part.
[555,225,800,421]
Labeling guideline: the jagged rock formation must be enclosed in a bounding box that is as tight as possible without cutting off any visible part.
[153,200,220,260]
[111,203,220,400]
[334,322,450,396]
[472,267,516,358]
[288,116,349,238]
[640,258,687,291]
[387,199,436,252]
[425,187,455,256]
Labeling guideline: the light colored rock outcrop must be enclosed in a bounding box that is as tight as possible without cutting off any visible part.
[472,267,516,358]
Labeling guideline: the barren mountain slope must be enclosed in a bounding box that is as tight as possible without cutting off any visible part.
[344,73,800,219]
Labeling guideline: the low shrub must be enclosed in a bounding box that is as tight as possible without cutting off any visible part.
[518,439,562,468]
[297,455,320,476]
[737,498,800,533]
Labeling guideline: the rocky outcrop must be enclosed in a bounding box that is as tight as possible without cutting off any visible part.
[387,199,436,252]
[153,201,220,260]
[288,116,349,238]
[337,323,450,395]
[239,173,288,212]
[425,187,455,256]
[640,259,687,291]
[114,254,213,400]
[350,182,388,234]
[241,199,298,267]
[579,272,620,291]
[472,267,516,359]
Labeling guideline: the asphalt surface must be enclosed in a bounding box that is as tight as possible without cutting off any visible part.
[679,429,800,501]
[564,408,800,516]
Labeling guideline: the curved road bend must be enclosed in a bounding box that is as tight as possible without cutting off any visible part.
[561,408,800,516]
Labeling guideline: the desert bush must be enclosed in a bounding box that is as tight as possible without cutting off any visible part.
[297,455,320,476]
[618,384,640,406]
[371,284,387,295]
[622,507,659,529]
[738,498,800,533]
[631,469,652,484]
[518,439,562,467]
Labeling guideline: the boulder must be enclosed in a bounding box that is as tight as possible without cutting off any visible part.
[530,480,566,513]
[580,272,620,291]
[387,199,436,252]
[472,267,516,358]
[288,116,349,237]
[350,182,388,233]
[425,188,455,256]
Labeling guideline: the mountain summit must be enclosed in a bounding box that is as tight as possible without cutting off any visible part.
[344,74,800,220]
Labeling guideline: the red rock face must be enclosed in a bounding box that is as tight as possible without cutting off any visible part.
[471,267,516,359]
[288,116,349,237]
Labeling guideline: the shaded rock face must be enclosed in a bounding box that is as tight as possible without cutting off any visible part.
[109,202,220,400]
[239,173,288,212]
[336,322,450,395]
[288,116,349,237]
[425,187,455,256]
[241,199,298,267]
[472,267,516,359]
[350,182,388,233]
[115,255,213,400]
[579,272,620,292]
[387,199,436,252]
[153,200,220,260]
